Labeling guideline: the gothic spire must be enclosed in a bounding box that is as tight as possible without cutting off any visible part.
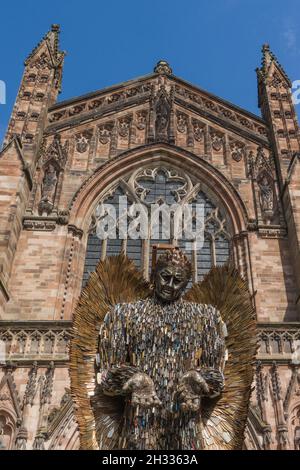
[256,43,291,86]
[24,24,65,68]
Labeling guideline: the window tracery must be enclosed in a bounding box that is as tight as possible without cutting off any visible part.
[83,164,232,285]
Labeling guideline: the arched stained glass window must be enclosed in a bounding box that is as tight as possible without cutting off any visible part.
[83,165,232,286]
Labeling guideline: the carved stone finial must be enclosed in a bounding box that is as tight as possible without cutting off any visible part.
[154,60,172,75]
[51,24,60,32]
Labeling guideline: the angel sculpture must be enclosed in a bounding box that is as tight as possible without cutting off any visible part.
[70,248,257,450]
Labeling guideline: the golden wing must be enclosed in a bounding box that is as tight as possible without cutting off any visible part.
[69,254,151,450]
[184,265,258,450]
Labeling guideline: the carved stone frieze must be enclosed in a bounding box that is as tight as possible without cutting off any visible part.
[176,112,188,133]
[230,140,245,162]
[0,323,71,364]
[47,83,152,125]
[98,122,114,145]
[75,130,93,153]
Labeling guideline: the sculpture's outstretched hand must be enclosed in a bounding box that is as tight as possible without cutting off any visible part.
[122,372,162,409]
[177,370,210,413]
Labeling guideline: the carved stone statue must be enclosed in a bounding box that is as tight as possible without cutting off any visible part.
[38,164,58,215]
[258,175,274,212]
[70,250,257,450]
[155,89,170,141]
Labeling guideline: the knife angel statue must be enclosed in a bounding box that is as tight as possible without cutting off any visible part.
[70,248,257,450]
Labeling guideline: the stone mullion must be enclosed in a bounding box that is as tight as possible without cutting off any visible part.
[88,129,97,169]
[192,240,197,283]
[147,87,155,143]
[142,237,150,280]
[204,124,212,161]
[109,120,118,157]
[232,234,244,277]
[187,116,194,149]
[211,237,216,267]
[129,119,137,148]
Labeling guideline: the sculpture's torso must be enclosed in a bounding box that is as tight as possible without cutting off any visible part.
[99,298,226,449]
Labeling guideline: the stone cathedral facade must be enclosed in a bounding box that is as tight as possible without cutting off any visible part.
[0,25,300,450]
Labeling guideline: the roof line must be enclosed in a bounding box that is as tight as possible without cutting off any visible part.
[49,72,265,125]
[49,73,155,110]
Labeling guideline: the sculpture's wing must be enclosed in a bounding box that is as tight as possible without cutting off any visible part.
[70,254,151,450]
[184,265,258,450]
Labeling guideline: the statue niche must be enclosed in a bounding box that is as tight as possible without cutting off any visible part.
[257,172,275,224]
[38,162,59,216]
[154,86,171,142]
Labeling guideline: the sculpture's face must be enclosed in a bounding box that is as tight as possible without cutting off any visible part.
[154,264,189,303]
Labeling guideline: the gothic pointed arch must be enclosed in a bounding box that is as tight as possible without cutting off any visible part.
[56,143,254,320]
[68,143,249,234]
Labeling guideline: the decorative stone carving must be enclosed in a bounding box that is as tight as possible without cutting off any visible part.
[35,92,45,102]
[39,164,58,215]
[258,174,274,213]
[41,134,68,168]
[174,84,268,139]
[258,328,300,356]
[30,52,51,70]
[230,140,245,162]
[49,110,66,123]
[118,116,132,138]
[38,134,68,216]
[24,134,34,144]
[69,104,86,116]
[135,110,147,130]
[23,218,57,231]
[284,366,300,412]
[47,82,152,125]
[176,112,187,133]
[41,362,54,405]
[88,98,105,110]
[192,119,204,141]
[246,147,276,223]
[154,86,172,141]
[0,325,71,362]
[98,122,114,145]
[75,131,92,153]
[16,111,26,121]
[210,131,224,151]
[153,60,172,75]
[23,363,38,406]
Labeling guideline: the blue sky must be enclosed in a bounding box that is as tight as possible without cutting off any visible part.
[0,0,299,144]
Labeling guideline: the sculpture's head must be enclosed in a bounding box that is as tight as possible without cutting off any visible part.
[154,248,192,303]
